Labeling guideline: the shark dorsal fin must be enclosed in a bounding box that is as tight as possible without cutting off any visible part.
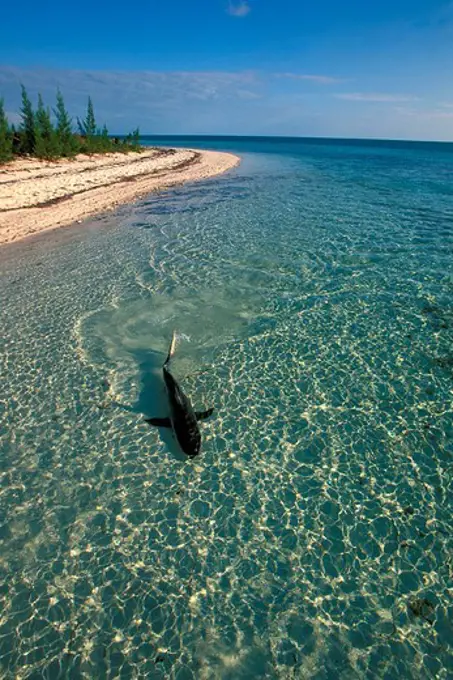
[164,331,177,367]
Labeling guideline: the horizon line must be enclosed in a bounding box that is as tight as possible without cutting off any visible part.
[115,133,453,145]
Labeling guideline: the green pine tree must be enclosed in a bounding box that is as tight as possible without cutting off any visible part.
[119,127,141,152]
[131,127,140,150]
[77,96,97,152]
[34,94,60,159]
[54,89,77,156]
[100,123,112,151]
[0,99,13,163]
[85,97,96,136]
[19,85,35,155]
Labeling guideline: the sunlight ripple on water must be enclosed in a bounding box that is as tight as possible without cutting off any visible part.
[0,138,452,679]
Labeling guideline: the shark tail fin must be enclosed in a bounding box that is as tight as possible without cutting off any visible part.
[164,331,177,368]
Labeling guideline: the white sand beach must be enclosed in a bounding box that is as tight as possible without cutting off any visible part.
[0,148,240,245]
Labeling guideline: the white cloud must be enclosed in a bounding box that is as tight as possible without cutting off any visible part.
[1,66,452,139]
[396,106,453,119]
[5,110,21,125]
[335,92,418,103]
[0,66,263,133]
[227,1,251,17]
[276,73,345,85]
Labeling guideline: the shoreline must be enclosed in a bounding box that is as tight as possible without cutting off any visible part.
[0,148,240,246]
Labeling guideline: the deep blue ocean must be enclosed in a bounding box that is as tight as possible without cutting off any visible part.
[1,137,452,679]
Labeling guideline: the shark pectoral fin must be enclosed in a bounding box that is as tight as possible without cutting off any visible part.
[195,408,214,421]
[144,417,172,428]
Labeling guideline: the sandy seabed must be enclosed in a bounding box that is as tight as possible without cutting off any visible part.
[0,148,240,245]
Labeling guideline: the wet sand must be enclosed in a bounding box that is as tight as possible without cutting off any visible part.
[0,148,240,245]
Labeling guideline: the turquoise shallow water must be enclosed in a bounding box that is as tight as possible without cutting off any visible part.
[1,137,453,679]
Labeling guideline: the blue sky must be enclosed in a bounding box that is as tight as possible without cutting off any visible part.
[1,0,453,139]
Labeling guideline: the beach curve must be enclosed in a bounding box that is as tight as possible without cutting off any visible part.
[0,148,240,245]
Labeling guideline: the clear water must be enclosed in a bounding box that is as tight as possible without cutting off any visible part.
[1,138,452,679]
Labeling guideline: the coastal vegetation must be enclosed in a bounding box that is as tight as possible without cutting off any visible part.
[0,86,141,163]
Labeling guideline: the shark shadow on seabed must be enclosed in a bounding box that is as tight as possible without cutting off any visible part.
[112,342,213,462]
[143,332,214,459]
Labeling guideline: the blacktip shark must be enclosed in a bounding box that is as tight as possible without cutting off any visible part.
[145,332,214,458]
